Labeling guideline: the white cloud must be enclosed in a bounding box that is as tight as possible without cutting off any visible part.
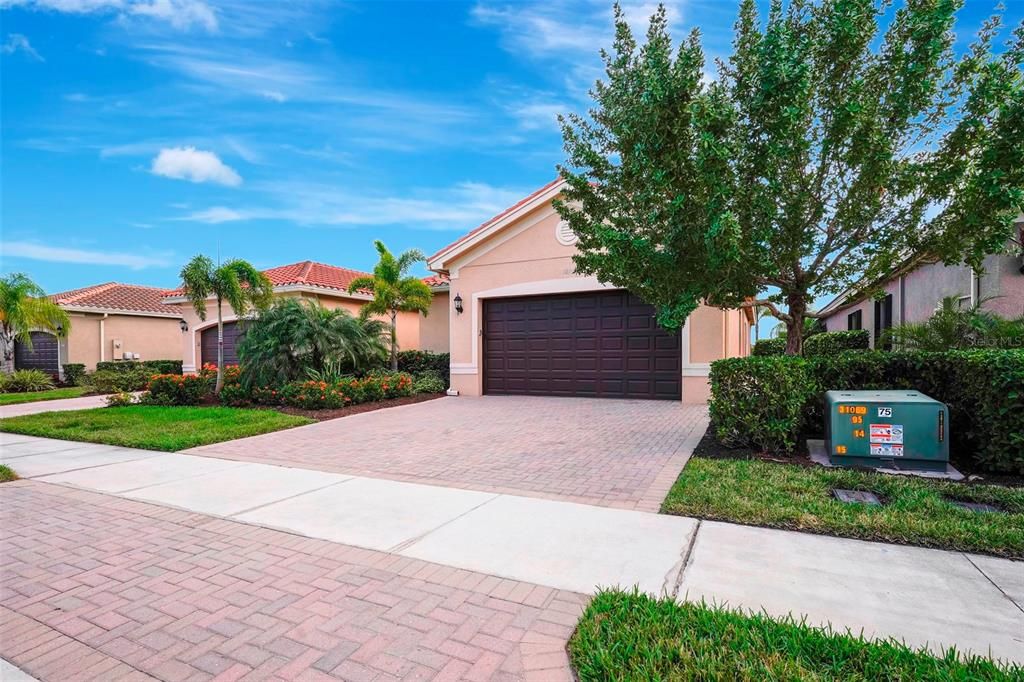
[151,146,242,186]
[174,181,533,230]
[2,34,44,61]
[510,101,568,131]
[3,0,217,32]
[260,90,287,102]
[1,241,171,270]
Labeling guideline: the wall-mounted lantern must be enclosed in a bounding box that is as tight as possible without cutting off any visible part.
[453,293,463,315]
[179,319,189,332]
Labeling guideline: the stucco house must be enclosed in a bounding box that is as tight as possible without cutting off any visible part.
[11,283,185,378]
[427,179,753,403]
[818,216,1024,347]
[163,261,450,373]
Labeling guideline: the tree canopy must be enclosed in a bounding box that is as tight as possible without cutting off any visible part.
[0,273,69,364]
[557,0,1024,354]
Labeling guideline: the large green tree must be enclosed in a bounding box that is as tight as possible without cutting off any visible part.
[557,0,1024,354]
[236,298,389,387]
[179,255,274,393]
[347,241,432,370]
[0,273,70,369]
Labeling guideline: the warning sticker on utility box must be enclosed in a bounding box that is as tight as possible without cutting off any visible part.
[870,443,904,457]
[869,424,904,444]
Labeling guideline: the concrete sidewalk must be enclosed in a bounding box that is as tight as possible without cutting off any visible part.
[0,393,115,419]
[3,433,1023,665]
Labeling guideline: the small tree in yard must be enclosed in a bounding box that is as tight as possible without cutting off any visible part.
[179,255,273,393]
[348,241,432,371]
[0,273,69,371]
[557,0,1024,355]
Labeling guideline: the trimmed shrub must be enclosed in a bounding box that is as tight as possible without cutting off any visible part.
[413,374,447,394]
[751,338,786,356]
[709,356,814,455]
[105,392,136,407]
[1,369,55,393]
[803,330,870,356]
[87,368,152,393]
[95,360,183,375]
[217,383,252,407]
[710,350,1024,473]
[280,380,352,410]
[143,374,208,406]
[62,363,87,386]
[396,351,450,383]
[277,372,414,410]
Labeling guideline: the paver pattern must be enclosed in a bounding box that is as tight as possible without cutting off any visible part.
[187,396,707,511]
[0,481,586,681]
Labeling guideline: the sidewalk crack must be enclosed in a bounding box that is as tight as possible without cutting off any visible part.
[963,553,1024,615]
[663,519,701,600]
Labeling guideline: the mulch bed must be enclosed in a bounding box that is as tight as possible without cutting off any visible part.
[273,392,444,421]
[695,424,1024,488]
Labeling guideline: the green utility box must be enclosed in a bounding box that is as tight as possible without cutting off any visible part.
[825,390,949,471]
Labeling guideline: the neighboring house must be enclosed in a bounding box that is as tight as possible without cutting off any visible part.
[16,283,184,377]
[427,179,753,403]
[818,217,1024,347]
[163,261,450,373]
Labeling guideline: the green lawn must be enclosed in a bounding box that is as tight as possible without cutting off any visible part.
[571,590,1020,681]
[0,386,90,406]
[662,457,1024,558]
[0,406,312,451]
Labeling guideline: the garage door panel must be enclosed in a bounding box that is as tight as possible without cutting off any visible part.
[484,291,681,400]
[14,332,59,374]
[201,322,244,366]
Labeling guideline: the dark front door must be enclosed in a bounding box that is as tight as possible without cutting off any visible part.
[14,332,59,374]
[483,290,681,400]
[200,322,243,367]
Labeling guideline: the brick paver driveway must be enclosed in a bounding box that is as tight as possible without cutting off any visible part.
[1,481,585,681]
[187,396,707,511]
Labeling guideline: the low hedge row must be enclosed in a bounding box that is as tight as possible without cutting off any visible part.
[751,338,786,356]
[62,364,87,386]
[709,350,1024,474]
[395,350,449,383]
[95,360,183,374]
[218,373,415,409]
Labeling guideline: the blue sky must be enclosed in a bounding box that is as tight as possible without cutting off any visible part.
[1,0,1019,311]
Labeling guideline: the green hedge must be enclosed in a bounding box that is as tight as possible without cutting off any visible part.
[804,329,870,356]
[751,338,786,356]
[62,364,87,386]
[396,350,449,383]
[94,360,183,374]
[709,350,1024,473]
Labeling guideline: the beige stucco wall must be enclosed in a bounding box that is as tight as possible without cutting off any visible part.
[65,312,182,371]
[419,292,450,353]
[439,198,751,403]
[172,289,428,372]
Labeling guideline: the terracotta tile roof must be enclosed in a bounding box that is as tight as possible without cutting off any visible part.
[423,273,450,288]
[164,260,373,297]
[428,178,565,264]
[52,283,177,316]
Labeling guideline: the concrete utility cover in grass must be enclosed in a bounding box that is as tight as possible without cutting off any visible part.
[236,477,497,552]
[40,454,248,493]
[677,520,1024,663]
[0,444,156,477]
[833,489,882,505]
[122,462,352,516]
[400,494,698,595]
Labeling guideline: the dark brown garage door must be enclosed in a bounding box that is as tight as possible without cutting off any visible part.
[14,332,59,375]
[483,290,681,400]
[200,322,244,367]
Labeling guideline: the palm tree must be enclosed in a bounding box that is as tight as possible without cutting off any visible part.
[882,296,1024,351]
[236,298,389,387]
[348,241,433,371]
[179,255,274,393]
[0,273,70,371]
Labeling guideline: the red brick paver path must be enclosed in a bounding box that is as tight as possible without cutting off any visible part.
[187,396,707,511]
[0,481,586,681]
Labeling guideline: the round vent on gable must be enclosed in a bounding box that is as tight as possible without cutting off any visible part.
[555,219,578,246]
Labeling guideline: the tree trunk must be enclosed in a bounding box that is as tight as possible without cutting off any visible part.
[785,293,807,356]
[215,298,225,394]
[390,309,398,371]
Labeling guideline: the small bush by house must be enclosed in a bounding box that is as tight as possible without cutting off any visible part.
[1,369,55,393]
[95,360,183,375]
[142,374,208,406]
[751,338,786,356]
[396,350,450,383]
[87,367,152,393]
[803,329,870,356]
[62,363,87,386]
[709,350,1024,473]
[413,374,446,394]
